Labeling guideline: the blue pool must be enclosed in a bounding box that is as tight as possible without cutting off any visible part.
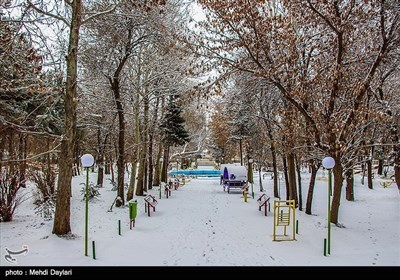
[168,169,221,177]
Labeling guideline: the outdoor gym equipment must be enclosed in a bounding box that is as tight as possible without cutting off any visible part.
[273,200,296,241]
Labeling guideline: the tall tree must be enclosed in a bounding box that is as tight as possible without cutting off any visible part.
[52,0,82,235]
[23,0,116,234]
[159,94,190,180]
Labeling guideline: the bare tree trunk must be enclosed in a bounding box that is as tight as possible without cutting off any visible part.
[53,0,82,235]
[105,135,113,176]
[142,96,149,192]
[345,167,354,201]
[295,156,302,211]
[96,127,107,187]
[161,146,169,183]
[75,139,81,176]
[377,159,384,175]
[282,155,289,200]
[258,166,263,192]
[110,159,115,183]
[262,116,279,197]
[148,142,154,190]
[239,138,243,166]
[96,132,104,187]
[97,160,104,187]
[105,149,111,175]
[135,94,147,196]
[135,147,145,196]
[271,148,278,197]
[148,97,160,190]
[111,79,125,207]
[153,143,162,187]
[361,162,365,185]
[331,158,344,225]
[305,161,318,215]
[127,160,137,201]
[143,160,148,192]
[127,91,141,200]
[367,158,373,189]
[389,121,400,191]
[287,152,297,206]
[266,127,278,197]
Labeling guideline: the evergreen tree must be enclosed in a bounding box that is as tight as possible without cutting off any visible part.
[160,95,190,147]
[159,95,190,181]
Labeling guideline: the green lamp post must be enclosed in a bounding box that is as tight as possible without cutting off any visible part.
[81,153,94,257]
[322,156,335,256]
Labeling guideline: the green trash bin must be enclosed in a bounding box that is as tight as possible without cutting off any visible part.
[128,199,138,229]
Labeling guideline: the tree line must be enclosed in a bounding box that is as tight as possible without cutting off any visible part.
[196,0,399,225]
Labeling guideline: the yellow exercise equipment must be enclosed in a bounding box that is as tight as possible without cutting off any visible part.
[273,200,296,241]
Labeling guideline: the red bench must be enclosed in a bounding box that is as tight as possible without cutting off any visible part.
[257,194,270,216]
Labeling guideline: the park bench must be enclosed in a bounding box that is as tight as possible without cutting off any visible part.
[226,180,247,193]
[144,194,158,217]
[257,194,271,216]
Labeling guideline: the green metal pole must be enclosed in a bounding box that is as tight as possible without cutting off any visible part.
[328,169,332,255]
[118,220,121,236]
[92,241,96,260]
[85,168,89,256]
[296,220,299,234]
[324,238,327,257]
[251,182,254,199]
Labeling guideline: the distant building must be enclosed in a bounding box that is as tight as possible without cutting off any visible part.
[197,159,216,170]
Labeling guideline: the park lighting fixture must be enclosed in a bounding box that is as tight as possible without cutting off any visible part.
[81,154,94,257]
[322,156,335,256]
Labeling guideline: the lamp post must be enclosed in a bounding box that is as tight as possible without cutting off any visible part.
[322,156,335,256]
[249,159,254,199]
[159,157,163,199]
[81,153,94,257]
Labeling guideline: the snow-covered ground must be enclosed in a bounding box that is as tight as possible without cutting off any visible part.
[1,170,399,266]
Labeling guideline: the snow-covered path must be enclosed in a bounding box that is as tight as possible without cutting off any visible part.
[1,173,399,266]
[151,180,277,266]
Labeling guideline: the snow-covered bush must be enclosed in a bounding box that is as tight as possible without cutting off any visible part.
[0,170,27,222]
[80,182,101,201]
[108,178,118,191]
[29,166,56,204]
[29,167,57,221]
[34,198,55,221]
